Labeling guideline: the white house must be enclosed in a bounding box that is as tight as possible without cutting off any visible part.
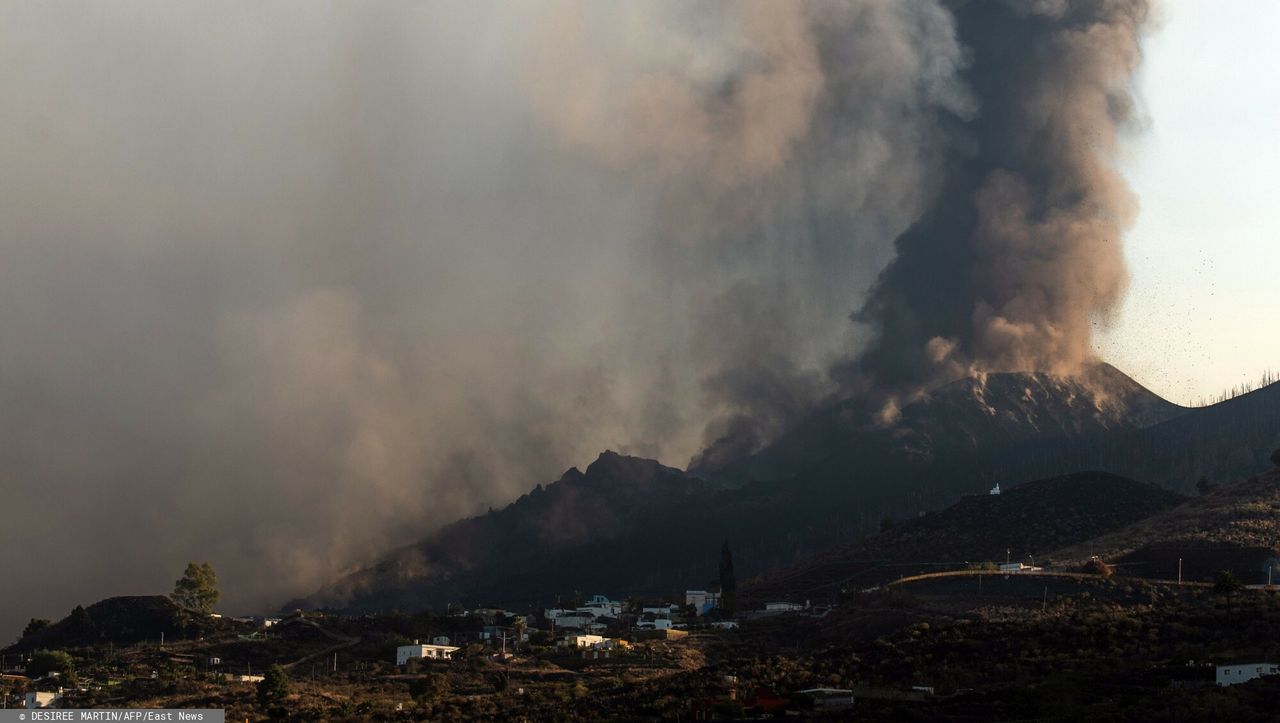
[565,634,605,648]
[765,601,805,613]
[636,618,674,630]
[642,605,678,616]
[396,642,461,665]
[998,562,1042,574]
[685,589,721,615]
[796,688,855,709]
[26,691,61,709]
[551,614,594,630]
[1216,662,1279,686]
[989,483,1001,495]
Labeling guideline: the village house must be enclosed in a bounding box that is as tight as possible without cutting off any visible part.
[764,601,805,613]
[1216,661,1279,686]
[685,589,721,615]
[635,618,674,630]
[563,634,605,648]
[796,687,856,710]
[396,641,461,665]
[998,562,1042,573]
[549,613,595,630]
[26,690,61,709]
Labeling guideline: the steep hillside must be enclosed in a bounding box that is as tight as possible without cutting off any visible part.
[697,363,1185,481]
[743,471,1182,602]
[5,596,232,653]
[1043,380,1280,493]
[296,370,1278,617]
[1048,468,1280,565]
[293,452,730,613]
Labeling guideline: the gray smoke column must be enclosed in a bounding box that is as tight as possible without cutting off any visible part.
[520,0,976,466]
[844,0,1153,410]
[0,1,970,637]
[0,0,1152,639]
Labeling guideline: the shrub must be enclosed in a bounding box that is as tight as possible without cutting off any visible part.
[27,650,75,679]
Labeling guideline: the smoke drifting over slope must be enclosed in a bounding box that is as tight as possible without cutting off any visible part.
[0,0,1151,638]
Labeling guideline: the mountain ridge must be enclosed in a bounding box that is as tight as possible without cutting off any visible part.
[292,366,1278,616]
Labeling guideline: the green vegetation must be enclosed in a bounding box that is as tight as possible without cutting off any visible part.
[256,664,290,712]
[1214,570,1244,613]
[171,562,220,614]
[22,618,51,638]
[26,649,75,679]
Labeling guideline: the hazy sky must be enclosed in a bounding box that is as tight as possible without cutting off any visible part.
[1100,0,1280,404]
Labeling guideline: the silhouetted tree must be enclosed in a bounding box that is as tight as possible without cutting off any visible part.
[171,562,220,614]
[1214,570,1243,613]
[26,650,75,680]
[256,664,290,713]
[719,541,737,615]
[880,516,896,533]
[1196,475,1215,496]
[1271,448,1280,468]
[66,605,94,639]
[22,618,51,639]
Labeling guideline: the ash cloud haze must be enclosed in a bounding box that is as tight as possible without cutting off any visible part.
[846,0,1153,406]
[0,0,1151,637]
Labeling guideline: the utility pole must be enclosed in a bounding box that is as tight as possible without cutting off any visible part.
[1178,558,1183,586]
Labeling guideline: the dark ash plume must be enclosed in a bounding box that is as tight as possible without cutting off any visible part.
[842,0,1152,410]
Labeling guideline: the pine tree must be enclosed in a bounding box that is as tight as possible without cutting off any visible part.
[719,540,737,615]
[171,562,220,614]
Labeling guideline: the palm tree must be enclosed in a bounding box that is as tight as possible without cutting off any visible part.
[1214,570,1244,614]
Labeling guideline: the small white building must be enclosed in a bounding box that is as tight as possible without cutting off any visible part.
[765,601,805,613]
[636,618,674,630]
[26,691,61,709]
[989,483,1001,495]
[564,634,605,648]
[998,562,1042,574]
[1216,662,1279,686]
[396,642,461,665]
[685,590,721,615]
[551,614,594,630]
[796,688,855,709]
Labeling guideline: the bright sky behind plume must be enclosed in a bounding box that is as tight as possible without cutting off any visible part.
[1102,0,1280,404]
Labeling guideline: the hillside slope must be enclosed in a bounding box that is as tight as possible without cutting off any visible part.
[297,370,1278,616]
[1048,468,1280,566]
[293,452,730,613]
[742,471,1183,602]
[5,596,231,653]
[696,362,1185,481]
